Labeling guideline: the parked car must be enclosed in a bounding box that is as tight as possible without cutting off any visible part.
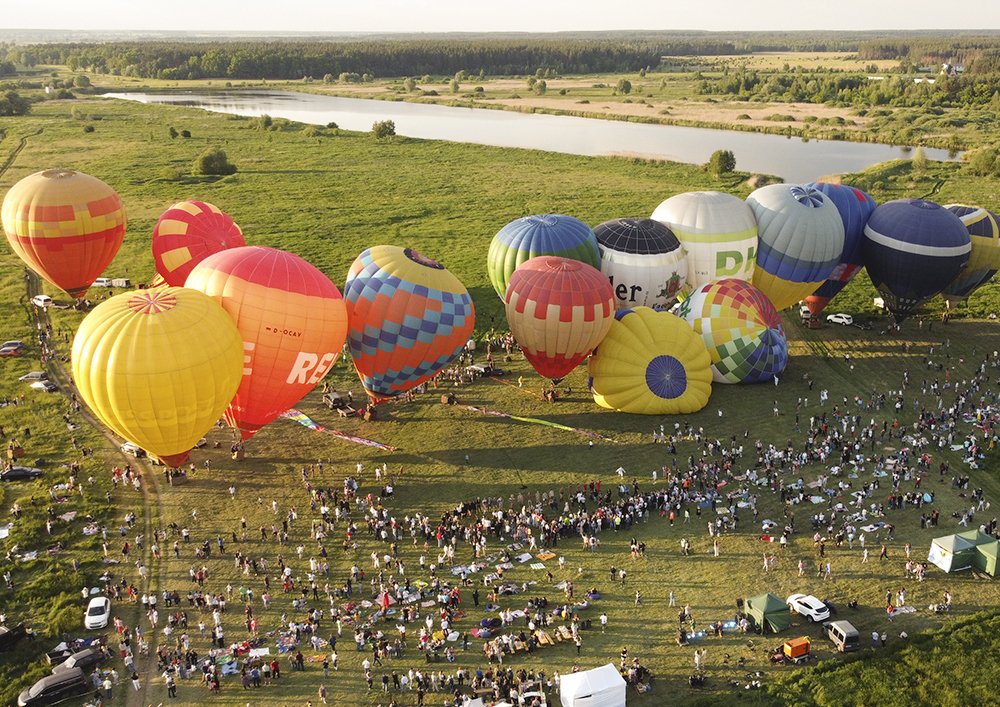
[29,381,58,393]
[84,597,111,630]
[787,593,831,623]
[51,647,105,675]
[826,313,854,326]
[2,340,24,350]
[17,667,89,706]
[0,623,28,651]
[823,620,861,653]
[30,295,53,308]
[799,304,812,320]
[119,442,146,458]
[0,466,43,482]
[194,437,208,448]
[0,346,21,357]
[18,371,48,382]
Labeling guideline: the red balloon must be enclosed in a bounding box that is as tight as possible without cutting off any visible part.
[152,200,245,287]
[504,256,615,384]
[186,246,348,440]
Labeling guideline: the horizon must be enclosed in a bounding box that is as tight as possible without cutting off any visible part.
[4,0,1000,34]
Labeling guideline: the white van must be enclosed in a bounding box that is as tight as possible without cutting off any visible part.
[30,294,52,308]
[93,278,112,287]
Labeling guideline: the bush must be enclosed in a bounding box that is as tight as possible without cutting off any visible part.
[82,125,94,133]
[193,147,237,176]
[736,113,751,120]
[180,129,191,138]
[707,149,736,176]
[302,125,322,137]
[371,120,396,139]
[326,121,339,129]
[168,126,178,139]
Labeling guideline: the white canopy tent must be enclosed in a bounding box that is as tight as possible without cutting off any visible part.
[560,664,627,707]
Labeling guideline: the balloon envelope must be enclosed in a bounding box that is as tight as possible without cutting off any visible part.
[941,205,1000,306]
[748,184,845,312]
[186,246,349,440]
[594,217,687,310]
[588,307,712,415]
[680,278,788,384]
[504,256,615,383]
[863,199,971,322]
[803,182,877,316]
[344,246,475,402]
[651,191,757,291]
[487,214,600,299]
[2,169,126,298]
[153,200,245,287]
[71,287,243,466]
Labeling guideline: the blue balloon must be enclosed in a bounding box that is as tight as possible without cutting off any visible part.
[803,182,877,316]
[863,199,971,322]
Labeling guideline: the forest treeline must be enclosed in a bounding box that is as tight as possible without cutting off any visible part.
[4,33,1000,81]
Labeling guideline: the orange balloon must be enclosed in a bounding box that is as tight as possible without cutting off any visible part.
[2,169,126,298]
[186,246,348,440]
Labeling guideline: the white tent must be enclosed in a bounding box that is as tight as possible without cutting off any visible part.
[560,664,626,707]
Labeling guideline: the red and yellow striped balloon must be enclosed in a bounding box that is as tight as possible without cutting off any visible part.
[2,169,126,298]
[504,256,615,384]
[152,200,245,287]
[186,246,348,440]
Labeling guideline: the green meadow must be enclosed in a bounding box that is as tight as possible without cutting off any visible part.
[0,96,998,707]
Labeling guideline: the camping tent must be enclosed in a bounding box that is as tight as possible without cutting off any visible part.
[956,529,995,547]
[974,540,999,577]
[560,664,627,707]
[745,593,791,634]
[927,534,977,572]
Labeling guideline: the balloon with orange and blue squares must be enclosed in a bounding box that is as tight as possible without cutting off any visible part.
[344,246,475,402]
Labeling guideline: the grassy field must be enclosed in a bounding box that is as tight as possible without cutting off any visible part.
[0,97,999,707]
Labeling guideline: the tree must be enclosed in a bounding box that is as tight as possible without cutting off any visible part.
[403,77,417,92]
[371,120,396,139]
[450,79,460,93]
[0,91,30,116]
[193,147,237,176]
[322,73,334,84]
[707,149,736,176]
[911,146,928,172]
[968,147,1000,177]
[616,79,632,95]
[72,75,91,88]
[535,80,547,95]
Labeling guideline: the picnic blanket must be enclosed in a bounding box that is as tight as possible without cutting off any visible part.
[536,552,556,561]
[516,553,532,563]
[529,563,546,570]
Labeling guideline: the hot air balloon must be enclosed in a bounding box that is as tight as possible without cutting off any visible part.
[863,199,971,323]
[152,200,245,287]
[504,256,615,384]
[186,246,349,440]
[651,191,757,292]
[71,287,243,467]
[2,169,126,298]
[487,214,600,299]
[747,184,845,312]
[344,246,475,402]
[588,307,712,415]
[679,278,788,384]
[803,182,877,317]
[593,218,687,310]
[940,205,1000,308]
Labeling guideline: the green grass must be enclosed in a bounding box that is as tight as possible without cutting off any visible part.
[0,97,999,707]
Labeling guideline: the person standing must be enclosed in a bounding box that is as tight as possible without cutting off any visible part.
[131,672,141,691]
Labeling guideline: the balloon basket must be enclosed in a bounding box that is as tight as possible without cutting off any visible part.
[7,446,25,460]
[231,449,245,461]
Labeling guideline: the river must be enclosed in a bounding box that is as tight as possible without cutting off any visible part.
[104,90,957,183]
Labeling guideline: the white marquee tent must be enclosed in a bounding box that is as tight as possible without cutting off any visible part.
[559,664,627,707]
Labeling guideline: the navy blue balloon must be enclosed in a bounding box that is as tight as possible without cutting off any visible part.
[803,183,877,316]
[863,199,970,322]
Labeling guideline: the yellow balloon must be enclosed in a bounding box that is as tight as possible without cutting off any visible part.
[588,307,712,415]
[71,287,243,466]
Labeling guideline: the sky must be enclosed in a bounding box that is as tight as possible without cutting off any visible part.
[4,0,1000,34]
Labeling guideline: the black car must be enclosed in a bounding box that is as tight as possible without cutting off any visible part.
[17,667,90,706]
[0,623,28,651]
[51,647,105,675]
[0,467,43,482]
